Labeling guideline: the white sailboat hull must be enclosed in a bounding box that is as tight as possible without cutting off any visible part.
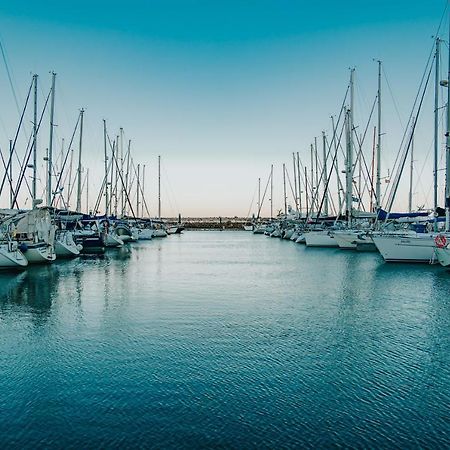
[138,229,153,240]
[333,231,375,250]
[105,233,124,247]
[0,244,28,268]
[305,231,339,247]
[372,233,440,263]
[24,244,56,264]
[153,229,168,238]
[55,240,80,258]
[55,232,80,258]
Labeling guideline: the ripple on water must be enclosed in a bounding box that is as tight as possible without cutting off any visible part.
[1,231,450,448]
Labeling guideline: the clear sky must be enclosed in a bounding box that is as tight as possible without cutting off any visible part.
[0,0,448,217]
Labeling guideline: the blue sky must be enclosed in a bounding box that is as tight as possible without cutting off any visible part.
[0,1,448,216]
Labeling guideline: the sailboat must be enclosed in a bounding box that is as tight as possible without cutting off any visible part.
[373,36,450,263]
[12,208,56,263]
[0,217,28,269]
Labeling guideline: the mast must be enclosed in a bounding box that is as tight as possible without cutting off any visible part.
[446,18,450,231]
[103,120,109,216]
[125,139,131,216]
[345,109,353,227]
[270,164,273,220]
[346,68,355,227]
[114,134,119,216]
[322,131,329,216]
[158,155,161,219]
[376,60,382,211]
[434,38,440,228]
[409,119,414,213]
[304,166,309,218]
[86,168,89,214]
[137,163,140,218]
[296,152,302,216]
[47,72,56,206]
[142,164,146,218]
[9,140,13,208]
[76,108,84,212]
[292,152,298,211]
[257,177,261,218]
[120,127,124,215]
[310,143,314,216]
[283,163,287,216]
[32,73,38,207]
[314,136,319,211]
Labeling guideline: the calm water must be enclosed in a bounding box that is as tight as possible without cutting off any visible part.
[1,231,450,448]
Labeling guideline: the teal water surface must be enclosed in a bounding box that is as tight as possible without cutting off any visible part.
[1,231,450,448]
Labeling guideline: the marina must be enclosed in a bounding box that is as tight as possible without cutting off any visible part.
[2,0,450,448]
[1,231,450,447]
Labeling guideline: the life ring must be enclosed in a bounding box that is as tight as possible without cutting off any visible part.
[435,234,447,249]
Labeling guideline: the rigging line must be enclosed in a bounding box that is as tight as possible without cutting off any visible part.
[0,36,21,114]
[244,182,257,220]
[0,145,15,203]
[106,131,137,219]
[285,168,297,207]
[307,88,348,222]
[93,157,113,216]
[50,112,81,207]
[382,66,404,129]
[314,124,346,223]
[385,57,434,215]
[0,77,33,197]
[12,86,52,208]
[256,167,272,219]
[161,161,180,215]
[382,41,436,209]
[413,108,445,205]
[129,157,151,218]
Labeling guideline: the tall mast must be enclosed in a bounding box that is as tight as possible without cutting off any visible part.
[292,152,298,211]
[345,109,353,227]
[103,120,109,215]
[32,74,38,207]
[283,163,287,216]
[125,139,131,216]
[346,68,355,227]
[314,136,319,210]
[137,163,140,218]
[47,72,56,206]
[158,155,161,219]
[304,166,309,218]
[142,164,146,218]
[322,131,329,216]
[296,152,302,216]
[434,38,440,227]
[120,127,124,215]
[409,119,414,213]
[446,17,450,231]
[114,134,119,216]
[376,60,382,211]
[76,108,84,212]
[270,164,273,220]
[9,140,13,208]
[310,143,314,216]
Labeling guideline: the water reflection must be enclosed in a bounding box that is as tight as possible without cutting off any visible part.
[0,266,60,324]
